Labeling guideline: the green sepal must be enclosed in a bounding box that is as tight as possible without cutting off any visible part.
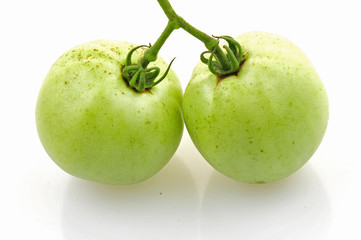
[122,45,176,92]
[125,45,149,66]
[200,35,243,76]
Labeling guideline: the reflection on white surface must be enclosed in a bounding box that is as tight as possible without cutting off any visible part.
[200,165,330,240]
[61,156,199,240]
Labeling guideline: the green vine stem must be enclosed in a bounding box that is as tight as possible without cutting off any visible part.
[140,20,178,68]
[122,0,243,91]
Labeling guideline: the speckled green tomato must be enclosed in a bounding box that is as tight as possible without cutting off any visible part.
[36,40,183,185]
[183,31,329,183]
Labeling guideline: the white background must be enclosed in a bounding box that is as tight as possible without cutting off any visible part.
[1,0,360,239]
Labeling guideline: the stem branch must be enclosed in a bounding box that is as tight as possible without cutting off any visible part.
[157,0,179,26]
[140,21,175,68]
[176,16,217,50]
[156,0,231,70]
[131,0,237,82]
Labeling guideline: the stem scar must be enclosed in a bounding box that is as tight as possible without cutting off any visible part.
[216,57,246,84]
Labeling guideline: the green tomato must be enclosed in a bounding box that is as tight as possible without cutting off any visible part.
[183,31,329,184]
[36,40,183,185]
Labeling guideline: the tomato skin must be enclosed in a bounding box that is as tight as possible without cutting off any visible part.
[183,31,329,184]
[36,40,183,185]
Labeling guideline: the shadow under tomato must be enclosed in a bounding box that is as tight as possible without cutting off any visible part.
[61,156,199,240]
[200,164,331,240]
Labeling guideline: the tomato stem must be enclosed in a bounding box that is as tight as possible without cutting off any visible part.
[155,0,237,72]
[122,0,243,91]
[174,16,230,70]
[140,21,176,68]
[140,0,233,70]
